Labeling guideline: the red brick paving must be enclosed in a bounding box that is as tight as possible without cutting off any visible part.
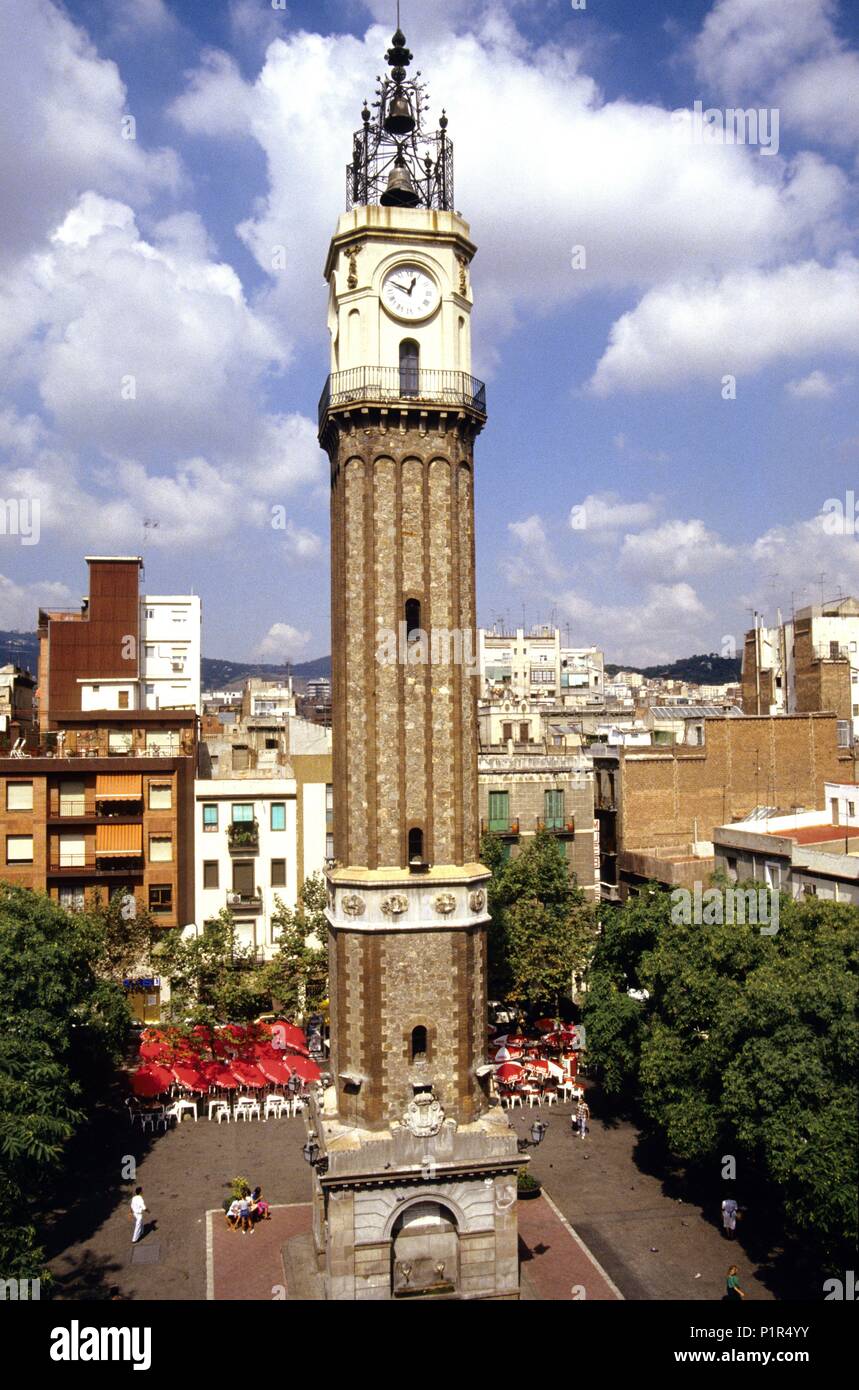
[518,1192,623,1301]
[209,1204,312,1301]
[208,1195,619,1301]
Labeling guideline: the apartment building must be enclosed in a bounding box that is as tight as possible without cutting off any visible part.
[240,678,295,721]
[478,626,605,707]
[714,800,859,906]
[37,557,201,731]
[0,664,36,739]
[478,750,597,898]
[194,712,333,959]
[0,709,196,931]
[140,596,202,713]
[742,598,859,738]
[593,711,856,900]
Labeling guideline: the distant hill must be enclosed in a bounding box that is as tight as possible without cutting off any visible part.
[2,628,738,690]
[202,655,331,689]
[604,652,741,684]
[0,631,331,689]
[0,631,38,672]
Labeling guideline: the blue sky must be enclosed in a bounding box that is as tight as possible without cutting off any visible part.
[1,0,857,666]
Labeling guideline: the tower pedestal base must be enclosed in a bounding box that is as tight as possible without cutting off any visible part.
[306,1094,522,1301]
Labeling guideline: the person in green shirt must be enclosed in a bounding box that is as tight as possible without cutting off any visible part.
[726,1265,746,1300]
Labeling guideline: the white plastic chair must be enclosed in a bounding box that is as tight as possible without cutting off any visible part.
[208,1099,229,1121]
[526,1091,541,1108]
[264,1096,285,1120]
[543,1090,558,1107]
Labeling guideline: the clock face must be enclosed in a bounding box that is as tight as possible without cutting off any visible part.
[382,264,440,321]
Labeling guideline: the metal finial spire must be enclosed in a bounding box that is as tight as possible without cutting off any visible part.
[345,9,455,212]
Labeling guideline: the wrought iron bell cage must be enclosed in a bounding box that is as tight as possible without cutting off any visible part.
[346,29,454,213]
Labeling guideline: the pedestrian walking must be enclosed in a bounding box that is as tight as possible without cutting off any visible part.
[725,1265,746,1301]
[574,1097,590,1139]
[130,1187,147,1245]
[721,1196,738,1240]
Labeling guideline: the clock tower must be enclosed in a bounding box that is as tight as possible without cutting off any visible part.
[307,24,521,1302]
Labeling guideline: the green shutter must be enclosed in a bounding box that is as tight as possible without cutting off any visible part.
[488,791,509,832]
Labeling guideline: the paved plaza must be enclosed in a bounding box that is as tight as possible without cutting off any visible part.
[44,1089,784,1302]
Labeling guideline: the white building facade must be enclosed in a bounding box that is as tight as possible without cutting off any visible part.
[78,593,202,716]
[193,766,331,959]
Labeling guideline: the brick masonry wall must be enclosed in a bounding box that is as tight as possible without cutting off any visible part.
[330,922,487,1129]
[618,715,855,851]
[477,769,596,893]
[328,420,481,870]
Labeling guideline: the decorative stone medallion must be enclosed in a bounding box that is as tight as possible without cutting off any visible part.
[468,889,486,913]
[403,1090,445,1138]
[341,893,366,918]
[434,891,457,916]
[381,893,409,918]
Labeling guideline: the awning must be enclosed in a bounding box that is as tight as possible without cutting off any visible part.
[95,773,142,800]
[95,822,143,856]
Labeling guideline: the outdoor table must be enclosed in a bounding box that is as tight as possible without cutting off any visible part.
[208,1098,230,1121]
[173,1099,198,1123]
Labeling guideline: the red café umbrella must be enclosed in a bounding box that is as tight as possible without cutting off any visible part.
[130,1069,167,1098]
[172,1064,208,1093]
[526,1057,550,1073]
[256,1054,293,1085]
[505,1034,528,1046]
[495,1061,524,1082]
[230,1061,267,1089]
[204,1062,239,1089]
[139,1041,172,1062]
[271,1020,306,1050]
[288,1055,322,1084]
[535,1018,557,1033]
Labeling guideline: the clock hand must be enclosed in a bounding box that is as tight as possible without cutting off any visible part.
[391,281,413,294]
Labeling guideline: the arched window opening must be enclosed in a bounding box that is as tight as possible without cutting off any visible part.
[400,338,420,397]
[411,1026,428,1063]
[405,597,421,641]
[408,826,424,865]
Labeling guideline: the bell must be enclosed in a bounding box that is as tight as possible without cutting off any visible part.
[384,91,415,135]
[380,160,420,208]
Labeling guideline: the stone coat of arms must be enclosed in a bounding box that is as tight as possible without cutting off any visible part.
[403,1090,445,1137]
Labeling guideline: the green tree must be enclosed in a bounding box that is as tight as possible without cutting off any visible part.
[482,830,598,1009]
[0,884,129,1279]
[83,887,157,990]
[259,872,329,1020]
[584,883,858,1268]
[155,909,263,1024]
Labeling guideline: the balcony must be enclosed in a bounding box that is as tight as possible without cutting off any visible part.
[480,817,520,838]
[47,856,144,876]
[319,367,486,430]
[227,891,262,913]
[227,821,259,855]
[536,816,576,835]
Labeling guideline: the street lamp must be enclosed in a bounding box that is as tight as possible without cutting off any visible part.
[518,1119,549,1152]
[303,1134,320,1166]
